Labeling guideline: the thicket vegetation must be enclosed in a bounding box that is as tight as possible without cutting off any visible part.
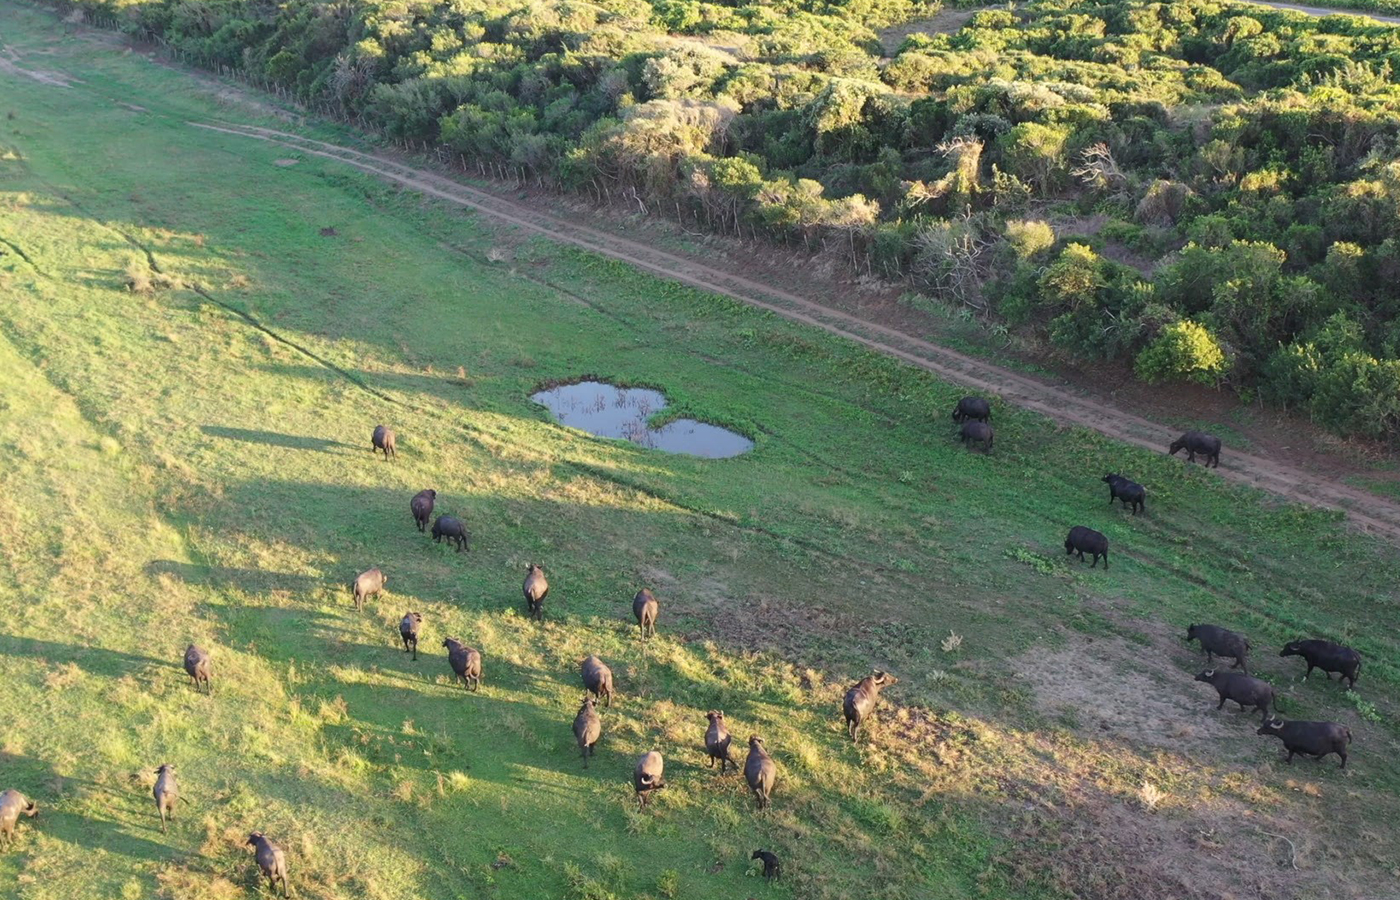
[63,0,1400,439]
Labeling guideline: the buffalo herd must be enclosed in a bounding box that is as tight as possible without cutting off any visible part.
[0,404,1366,892]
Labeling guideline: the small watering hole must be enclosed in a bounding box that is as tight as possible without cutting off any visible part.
[531,381,753,459]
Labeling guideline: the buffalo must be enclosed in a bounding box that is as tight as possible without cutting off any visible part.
[410,489,435,532]
[573,697,602,768]
[1257,717,1351,769]
[581,655,614,708]
[1186,624,1250,673]
[705,711,735,773]
[843,671,898,742]
[431,515,469,552]
[951,396,991,424]
[153,764,180,832]
[633,751,666,808]
[744,736,776,810]
[633,588,658,639]
[1169,431,1220,468]
[0,790,37,849]
[959,420,994,452]
[1103,474,1145,515]
[752,849,781,882]
[443,638,482,691]
[1280,640,1361,688]
[523,564,548,620]
[1194,669,1274,719]
[246,832,290,897]
[1064,526,1109,569]
[399,612,422,660]
[352,568,386,612]
[372,424,396,459]
[183,644,212,694]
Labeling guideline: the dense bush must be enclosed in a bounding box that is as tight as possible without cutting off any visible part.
[61,0,1400,440]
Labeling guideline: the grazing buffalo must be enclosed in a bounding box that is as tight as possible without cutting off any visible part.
[1280,640,1361,688]
[431,515,469,552]
[1103,474,1145,515]
[573,697,602,768]
[705,711,735,773]
[246,832,290,897]
[1257,717,1351,769]
[523,564,548,620]
[1186,623,1250,673]
[153,764,180,832]
[633,588,658,639]
[1064,526,1109,569]
[960,420,994,452]
[843,671,898,742]
[581,655,614,708]
[951,396,991,424]
[410,489,436,532]
[752,849,781,882]
[0,790,37,849]
[399,612,422,660]
[744,736,776,810]
[633,751,666,808]
[1194,669,1274,719]
[372,424,397,460]
[443,638,482,691]
[1169,431,1220,467]
[184,644,212,694]
[352,568,386,611]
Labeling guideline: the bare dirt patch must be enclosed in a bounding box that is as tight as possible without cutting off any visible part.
[1013,632,1242,751]
[878,9,978,56]
[272,158,299,167]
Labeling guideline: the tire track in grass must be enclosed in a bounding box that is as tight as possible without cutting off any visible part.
[189,121,1400,545]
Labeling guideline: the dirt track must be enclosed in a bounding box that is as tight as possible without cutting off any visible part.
[189,121,1400,543]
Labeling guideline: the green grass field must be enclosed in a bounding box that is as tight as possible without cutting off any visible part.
[1,6,1399,899]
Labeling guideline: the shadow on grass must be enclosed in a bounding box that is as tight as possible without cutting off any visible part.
[0,633,169,679]
[146,559,326,596]
[199,424,361,455]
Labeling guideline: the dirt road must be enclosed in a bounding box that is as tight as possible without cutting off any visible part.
[192,122,1400,543]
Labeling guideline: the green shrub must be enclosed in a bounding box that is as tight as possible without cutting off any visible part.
[1134,320,1228,386]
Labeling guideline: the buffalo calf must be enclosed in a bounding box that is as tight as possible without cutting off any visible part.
[752,849,781,882]
[960,420,994,452]
[432,515,469,552]
[443,638,482,691]
[581,655,614,708]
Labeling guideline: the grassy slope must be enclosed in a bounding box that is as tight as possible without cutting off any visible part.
[0,6,1398,899]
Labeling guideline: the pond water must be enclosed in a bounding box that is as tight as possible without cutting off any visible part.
[531,381,753,459]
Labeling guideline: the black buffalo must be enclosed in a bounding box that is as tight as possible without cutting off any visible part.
[1257,717,1352,769]
[1280,640,1361,688]
[1103,474,1145,515]
[1064,526,1109,569]
[951,396,991,424]
[1169,431,1220,467]
[431,515,469,552]
[960,421,994,452]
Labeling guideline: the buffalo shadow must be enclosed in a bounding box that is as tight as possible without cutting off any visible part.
[199,425,359,456]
